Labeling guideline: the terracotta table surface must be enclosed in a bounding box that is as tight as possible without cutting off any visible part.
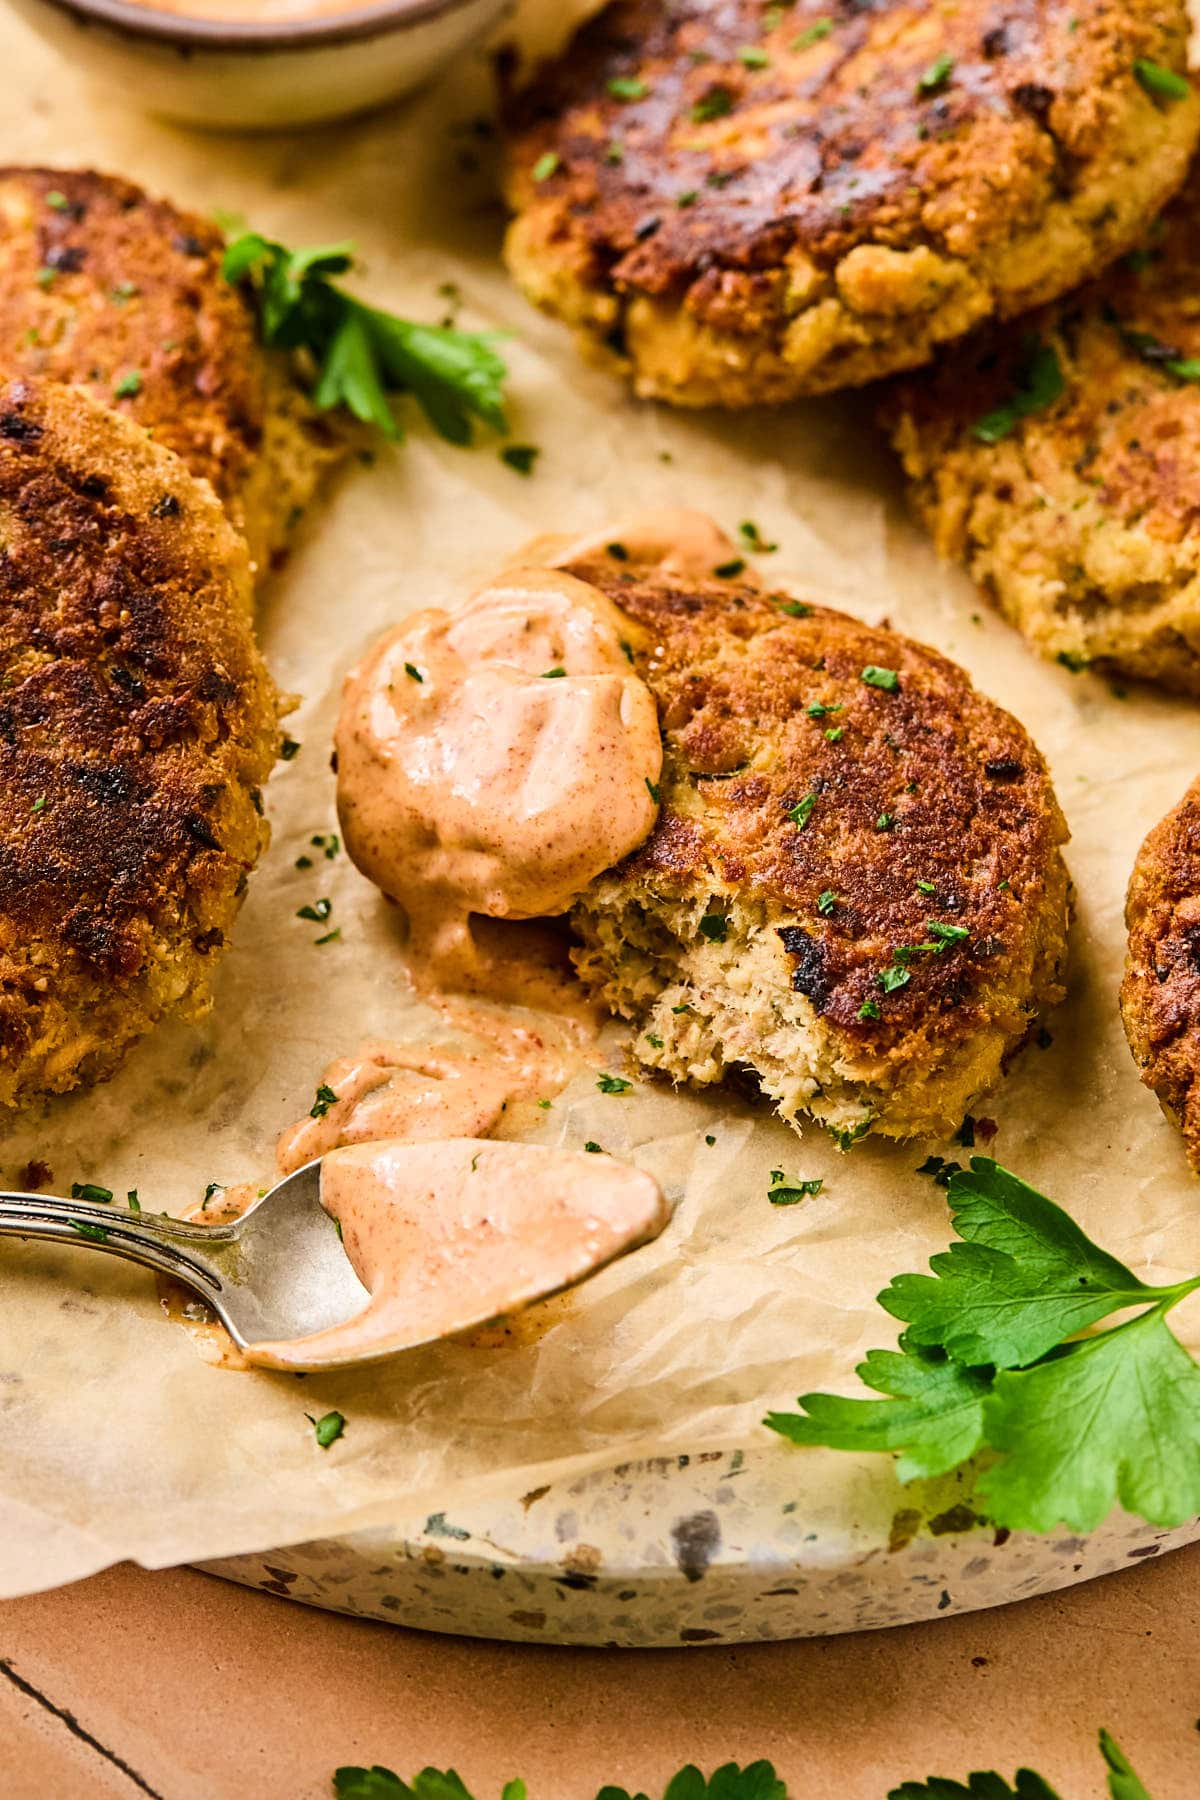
[1,1551,1199,1800]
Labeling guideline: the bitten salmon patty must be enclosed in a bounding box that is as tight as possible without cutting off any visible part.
[1122,777,1200,1170]
[0,377,279,1108]
[528,511,1070,1143]
[888,163,1200,695]
[0,167,342,577]
[501,0,1199,406]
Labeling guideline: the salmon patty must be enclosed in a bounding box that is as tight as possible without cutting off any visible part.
[0,167,342,577]
[889,162,1200,694]
[501,0,1198,405]
[1123,776,1200,1170]
[530,511,1071,1143]
[0,377,278,1107]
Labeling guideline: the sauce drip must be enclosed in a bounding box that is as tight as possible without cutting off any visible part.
[335,567,662,996]
[243,1138,668,1371]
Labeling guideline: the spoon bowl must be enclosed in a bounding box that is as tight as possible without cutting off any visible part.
[0,1163,366,1354]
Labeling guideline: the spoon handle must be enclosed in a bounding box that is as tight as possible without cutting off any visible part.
[0,1193,230,1301]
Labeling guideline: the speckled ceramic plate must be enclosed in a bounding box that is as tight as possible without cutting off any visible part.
[199,1444,1200,1645]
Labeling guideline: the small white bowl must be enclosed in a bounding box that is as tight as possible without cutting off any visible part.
[8,0,511,130]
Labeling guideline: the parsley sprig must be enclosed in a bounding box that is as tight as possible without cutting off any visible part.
[330,1740,1153,1800]
[890,1727,1151,1800]
[766,1158,1200,1532]
[332,1765,785,1800]
[222,232,508,443]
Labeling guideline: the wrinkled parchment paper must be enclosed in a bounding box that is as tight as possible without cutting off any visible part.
[4,2,1200,1602]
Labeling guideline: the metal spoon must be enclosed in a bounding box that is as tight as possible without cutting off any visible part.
[0,1164,370,1361]
[0,1154,665,1369]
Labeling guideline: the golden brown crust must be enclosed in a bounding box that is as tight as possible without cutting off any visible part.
[554,517,1071,1137]
[889,163,1200,692]
[0,376,278,1107]
[0,168,341,574]
[1122,777,1200,1168]
[502,0,1199,403]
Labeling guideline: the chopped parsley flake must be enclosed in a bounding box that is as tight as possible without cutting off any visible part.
[788,793,817,830]
[646,777,661,803]
[770,1177,824,1205]
[738,45,770,67]
[500,443,539,475]
[315,928,341,945]
[113,370,142,399]
[879,964,912,993]
[71,1182,114,1203]
[309,1083,339,1119]
[916,879,936,895]
[713,557,746,578]
[825,726,844,742]
[608,75,649,100]
[127,1191,141,1212]
[597,1073,632,1094]
[31,795,46,813]
[692,85,734,123]
[792,17,833,49]
[46,189,69,211]
[806,701,842,718]
[297,898,332,923]
[861,665,900,692]
[817,889,837,915]
[70,1221,109,1243]
[926,920,970,947]
[281,735,301,760]
[307,1410,345,1449]
[541,666,566,679]
[973,335,1064,443]
[858,998,882,1020]
[916,52,954,96]
[1133,58,1190,103]
[404,662,424,682]
[584,1140,603,1153]
[676,189,699,208]
[699,912,728,943]
[607,541,629,560]
[875,812,895,832]
[738,519,777,552]
[531,151,560,182]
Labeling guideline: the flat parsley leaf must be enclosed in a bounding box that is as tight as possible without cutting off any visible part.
[223,232,508,444]
[767,1156,1200,1533]
[887,1731,1151,1800]
[333,1772,525,1800]
[887,1769,1062,1798]
[599,1767,786,1800]
[766,1347,989,1481]
[981,1306,1200,1531]
[1099,1730,1153,1800]
[881,1159,1178,1368]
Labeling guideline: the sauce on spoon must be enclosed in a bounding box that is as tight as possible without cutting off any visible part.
[244,1138,668,1371]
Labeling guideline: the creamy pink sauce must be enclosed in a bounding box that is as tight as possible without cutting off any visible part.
[117,0,378,22]
[335,567,662,997]
[276,1043,522,1174]
[243,1138,668,1371]
[522,506,741,585]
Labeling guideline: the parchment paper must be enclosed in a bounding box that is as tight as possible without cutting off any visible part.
[4,2,1200,1602]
